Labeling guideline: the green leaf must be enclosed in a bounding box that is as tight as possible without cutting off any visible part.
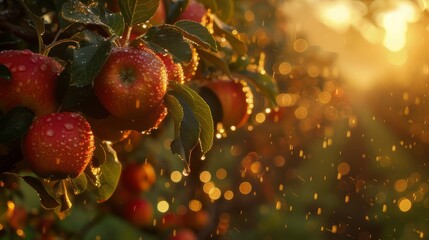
[215,0,234,23]
[164,94,184,139]
[0,107,35,144]
[174,21,217,52]
[93,138,107,166]
[169,81,214,153]
[120,0,160,27]
[170,93,200,162]
[71,173,88,195]
[0,64,11,80]
[87,143,122,203]
[91,5,125,37]
[240,70,279,107]
[213,19,247,56]
[62,0,104,25]
[143,26,192,63]
[22,176,60,210]
[197,49,231,76]
[70,38,112,87]
[62,0,125,37]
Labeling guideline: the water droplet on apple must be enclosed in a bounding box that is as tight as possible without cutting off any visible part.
[64,123,74,130]
[18,65,26,71]
[46,129,54,136]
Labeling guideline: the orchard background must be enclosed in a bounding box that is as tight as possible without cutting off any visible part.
[2,0,429,239]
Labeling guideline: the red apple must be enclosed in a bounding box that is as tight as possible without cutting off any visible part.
[184,210,210,230]
[156,53,185,83]
[108,0,165,25]
[202,77,253,128]
[92,101,167,133]
[122,198,154,227]
[169,228,198,240]
[121,162,156,193]
[176,0,207,23]
[23,112,95,179]
[0,50,62,116]
[94,47,168,119]
[86,116,131,143]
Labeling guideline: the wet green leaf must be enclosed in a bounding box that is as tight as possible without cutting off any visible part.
[240,70,278,107]
[198,49,231,76]
[143,26,192,63]
[170,93,200,163]
[164,94,184,139]
[62,0,124,37]
[169,81,213,153]
[71,173,88,195]
[120,0,160,26]
[213,19,247,56]
[87,143,121,203]
[70,38,112,87]
[22,176,59,210]
[174,20,217,52]
[0,107,35,144]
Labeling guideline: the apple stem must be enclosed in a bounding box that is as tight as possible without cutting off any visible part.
[43,39,80,56]
[124,26,133,46]
[59,180,72,212]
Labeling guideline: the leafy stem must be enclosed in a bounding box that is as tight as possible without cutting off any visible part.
[124,25,133,46]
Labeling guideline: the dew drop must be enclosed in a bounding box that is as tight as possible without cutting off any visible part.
[46,129,54,136]
[182,168,191,176]
[18,65,26,71]
[64,123,74,130]
[70,113,79,118]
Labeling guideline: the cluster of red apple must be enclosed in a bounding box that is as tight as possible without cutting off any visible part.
[0,0,271,218]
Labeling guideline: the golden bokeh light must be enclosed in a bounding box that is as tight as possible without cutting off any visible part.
[239,182,252,195]
[224,190,234,200]
[189,200,202,212]
[394,179,408,192]
[199,171,212,183]
[398,198,412,212]
[157,200,169,213]
[171,171,182,183]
